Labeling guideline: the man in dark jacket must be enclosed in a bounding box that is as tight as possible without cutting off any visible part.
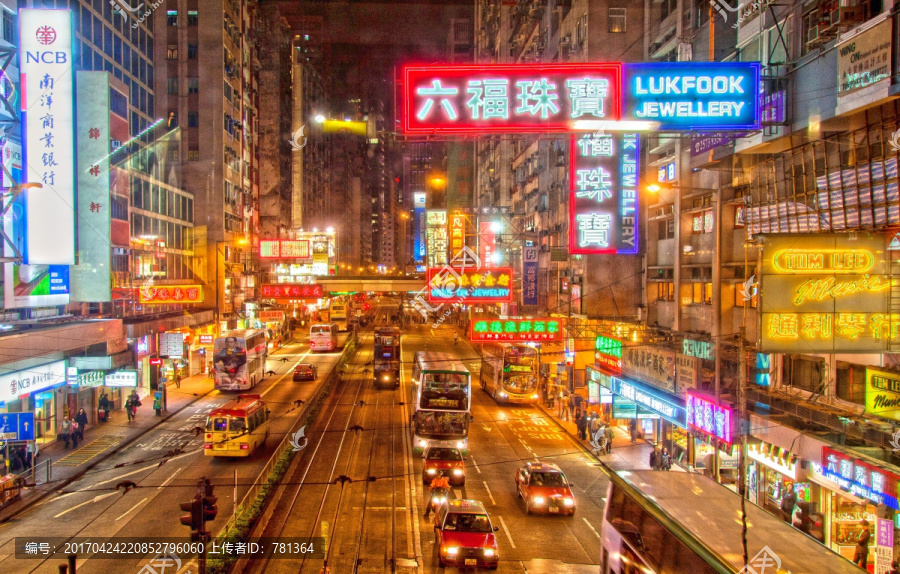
[780,487,797,523]
[854,520,871,569]
[575,411,588,440]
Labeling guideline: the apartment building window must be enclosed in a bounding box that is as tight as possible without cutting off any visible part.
[734,288,757,308]
[2,10,15,44]
[187,112,199,127]
[167,78,178,94]
[836,362,866,405]
[167,10,178,26]
[166,45,177,60]
[188,147,199,161]
[188,78,199,94]
[187,44,198,59]
[608,8,626,33]
[657,218,675,239]
[692,210,714,234]
[659,0,676,21]
[656,282,674,302]
[692,282,712,305]
[188,10,199,26]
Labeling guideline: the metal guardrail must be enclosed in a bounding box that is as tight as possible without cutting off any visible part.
[214,332,359,543]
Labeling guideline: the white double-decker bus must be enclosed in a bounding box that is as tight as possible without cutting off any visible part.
[411,351,471,455]
[212,329,267,391]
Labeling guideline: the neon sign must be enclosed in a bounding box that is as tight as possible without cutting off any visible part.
[822,446,899,509]
[470,318,562,342]
[682,339,713,360]
[613,377,686,427]
[685,391,733,444]
[595,335,622,372]
[569,133,639,254]
[449,214,466,257]
[260,284,323,299]
[623,62,760,130]
[402,63,621,134]
[259,240,310,259]
[426,267,513,304]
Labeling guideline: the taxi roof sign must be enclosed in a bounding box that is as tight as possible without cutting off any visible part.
[447,499,488,513]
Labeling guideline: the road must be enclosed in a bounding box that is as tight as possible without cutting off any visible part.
[0,330,350,574]
[240,300,607,573]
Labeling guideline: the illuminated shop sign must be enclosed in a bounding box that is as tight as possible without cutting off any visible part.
[449,213,466,257]
[426,210,447,226]
[469,318,562,342]
[522,245,538,306]
[685,391,733,444]
[414,192,426,263]
[0,360,66,403]
[426,267,513,304]
[755,353,771,386]
[865,367,900,421]
[138,285,203,304]
[595,335,622,358]
[759,233,893,353]
[569,133,639,255]
[822,446,900,509]
[104,370,138,387]
[260,284,323,299]
[682,338,713,360]
[402,63,621,134]
[611,376,686,427]
[259,240,310,259]
[747,442,797,479]
[479,221,496,268]
[623,62,761,130]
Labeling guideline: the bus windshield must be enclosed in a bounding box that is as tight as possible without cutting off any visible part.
[311,326,331,334]
[414,411,468,439]
[207,416,247,433]
[420,375,469,410]
[502,347,538,394]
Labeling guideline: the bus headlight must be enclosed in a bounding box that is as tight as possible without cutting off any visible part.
[427,468,436,475]
[452,469,463,476]
[456,441,464,449]
[499,392,507,398]
[483,548,495,557]
[419,440,428,448]
[444,546,459,556]
[532,393,539,399]
[563,498,575,506]
[532,496,545,505]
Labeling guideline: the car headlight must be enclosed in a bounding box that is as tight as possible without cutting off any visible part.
[483,548,495,557]
[532,393,539,399]
[427,468,436,475]
[444,546,459,556]
[419,440,428,448]
[433,496,445,504]
[563,498,575,506]
[452,469,464,476]
[499,392,507,397]
[532,496,545,505]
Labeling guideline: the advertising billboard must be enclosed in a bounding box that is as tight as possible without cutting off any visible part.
[426,267,514,303]
[426,209,448,268]
[0,360,66,404]
[449,213,466,259]
[413,192,426,263]
[402,63,621,134]
[685,391,733,443]
[259,240,310,259]
[71,71,112,302]
[138,284,204,304]
[469,317,562,342]
[522,244,538,306]
[865,367,900,422]
[623,62,761,130]
[569,133,639,254]
[260,284,323,299]
[479,221,496,268]
[19,9,76,265]
[758,233,892,353]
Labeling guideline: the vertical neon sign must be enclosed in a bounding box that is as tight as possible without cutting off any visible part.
[413,192,426,263]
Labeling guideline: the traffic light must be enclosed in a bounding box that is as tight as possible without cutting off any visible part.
[202,479,218,522]
[179,497,202,541]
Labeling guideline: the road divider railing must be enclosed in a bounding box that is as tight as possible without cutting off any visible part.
[208,332,359,574]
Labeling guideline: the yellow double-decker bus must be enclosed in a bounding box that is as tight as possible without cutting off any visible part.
[204,395,270,457]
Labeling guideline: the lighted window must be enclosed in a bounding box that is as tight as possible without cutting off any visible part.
[734,206,745,228]
[692,283,712,305]
[734,287,758,308]
[188,11,199,26]
[656,282,674,302]
[608,8,626,33]
[166,45,177,60]
[188,148,199,161]
[167,10,178,27]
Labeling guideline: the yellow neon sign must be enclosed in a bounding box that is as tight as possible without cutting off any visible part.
[793,274,891,305]
[772,248,876,274]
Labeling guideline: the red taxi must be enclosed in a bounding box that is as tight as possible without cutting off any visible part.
[515,462,576,515]
[422,446,466,486]
[433,499,499,569]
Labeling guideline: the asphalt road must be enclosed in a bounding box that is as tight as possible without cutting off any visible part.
[240,302,606,574]
[0,330,350,574]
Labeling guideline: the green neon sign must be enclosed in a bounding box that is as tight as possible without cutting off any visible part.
[595,335,622,358]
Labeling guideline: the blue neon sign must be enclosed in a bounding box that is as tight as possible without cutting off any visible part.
[623,62,761,131]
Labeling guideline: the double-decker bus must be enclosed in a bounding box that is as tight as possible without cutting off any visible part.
[212,329,267,391]
[310,323,338,352]
[330,302,349,331]
[374,326,401,388]
[480,342,540,404]
[204,394,270,457]
[411,351,471,455]
[601,470,859,574]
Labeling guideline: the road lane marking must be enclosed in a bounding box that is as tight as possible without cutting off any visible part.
[583,517,601,538]
[158,471,181,490]
[497,515,516,549]
[469,456,482,474]
[483,481,496,506]
[116,497,148,521]
[53,492,119,518]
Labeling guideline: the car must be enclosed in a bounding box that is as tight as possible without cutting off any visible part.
[515,461,576,515]
[293,363,317,381]
[423,446,466,486]
[433,499,499,569]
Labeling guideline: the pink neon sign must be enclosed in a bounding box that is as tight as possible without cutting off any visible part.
[685,391,733,444]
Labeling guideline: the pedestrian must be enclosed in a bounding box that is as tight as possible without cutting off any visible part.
[887,559,899,574]
[174,371,181,388]
[650,447,660,470]
[854,520,871,569]
[8,448,24,473]
[75,408,88,441]
[125,396,135,422]
[781,487,797,524]
[56,418,72,449]
[560,394,570,422]
[661,448,672,470]
[629,418,638,443]
[26,441,38,468]
[98,393,110,422]
[575,410,587,440]
[70,418,80,448]
[569,395,576,421]
[605,424,614,454]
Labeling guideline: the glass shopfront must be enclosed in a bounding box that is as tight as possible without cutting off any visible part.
[0,361,68,444]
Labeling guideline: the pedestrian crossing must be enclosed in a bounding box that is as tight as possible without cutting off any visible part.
[54,435,124,467]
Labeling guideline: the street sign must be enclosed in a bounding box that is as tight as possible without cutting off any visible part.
[0,412,35,441]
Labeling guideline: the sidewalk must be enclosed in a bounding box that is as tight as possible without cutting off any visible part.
[0,371,214,522]
[531,401,687,473]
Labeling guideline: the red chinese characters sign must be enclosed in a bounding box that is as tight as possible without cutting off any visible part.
[402,64,621,134]
[260,284,323,299]
[449,213,466,257]
[259,240,310,259]
[426,267,514,304]
[138,285,203,304]
[470,318,562,342]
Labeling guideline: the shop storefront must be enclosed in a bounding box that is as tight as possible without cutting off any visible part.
[685,391,739,485]
[0,360,67,444]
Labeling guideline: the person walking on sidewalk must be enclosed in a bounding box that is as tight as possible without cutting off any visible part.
[650,447,661,470]
[58,418,72,449]
[575,410,587,441]
[661,448,672,471]
[605,424,614,454]
[125,396,135,422]
[629,418,638,443]
[174,371,182,388]
[75,408,88,441]
[561,394,571,421]
[98,393,110,422]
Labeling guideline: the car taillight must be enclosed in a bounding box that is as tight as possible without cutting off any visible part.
[240,444,249,450]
